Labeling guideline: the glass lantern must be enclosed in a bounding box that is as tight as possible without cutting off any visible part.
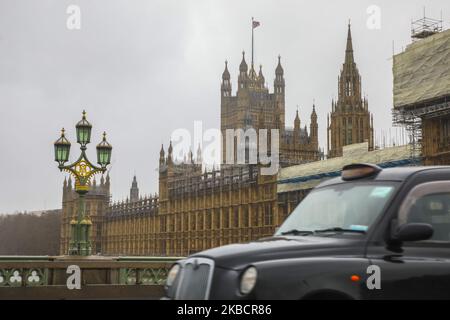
[76,110,92,146]
[96,132,112,168]
[54,128,71,166]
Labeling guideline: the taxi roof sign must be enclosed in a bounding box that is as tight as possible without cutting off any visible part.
[342,163,382,181]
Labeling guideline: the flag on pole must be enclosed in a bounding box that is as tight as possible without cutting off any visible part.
[251,18,260,66]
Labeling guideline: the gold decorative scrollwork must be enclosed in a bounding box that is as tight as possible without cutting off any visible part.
[61,154,104,192]
[74,159,92,178]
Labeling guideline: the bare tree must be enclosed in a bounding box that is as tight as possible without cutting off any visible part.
[0,210,61,255]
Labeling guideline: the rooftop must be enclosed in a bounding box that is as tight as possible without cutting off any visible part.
[278,142,415,193]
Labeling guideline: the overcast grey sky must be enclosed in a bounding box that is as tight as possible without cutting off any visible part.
[0,0,448,213]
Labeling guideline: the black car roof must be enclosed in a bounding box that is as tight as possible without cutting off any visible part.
[316,166,450,188]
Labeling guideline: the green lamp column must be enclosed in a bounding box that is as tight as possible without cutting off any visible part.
[54,111,112,256]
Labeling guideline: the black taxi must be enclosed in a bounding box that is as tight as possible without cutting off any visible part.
[164,164,450,299]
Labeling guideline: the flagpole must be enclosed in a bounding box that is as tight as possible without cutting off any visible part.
[251,17,254,67]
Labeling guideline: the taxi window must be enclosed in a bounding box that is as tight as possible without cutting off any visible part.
[277,182,397,235]
[399,181,450,242]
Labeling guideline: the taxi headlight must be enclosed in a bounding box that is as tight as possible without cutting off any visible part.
[240,266,257,295]
[166,264,180,287]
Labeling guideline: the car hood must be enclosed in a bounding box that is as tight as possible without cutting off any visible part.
[191,235,365,269]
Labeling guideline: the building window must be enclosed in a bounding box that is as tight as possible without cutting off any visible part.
[442,117,450,140]
[160,216,166,232]
[191,213,196,231]
[161,240,166,256]
[360,119,363,142]
[177,215,181,232]
[347,117,353,145]
[242,206,249,227]
[264,204,272,226]
[184,215,188,231]
[215,209,220,229]
[265,185,272,197]
[223,210,229,229]
[198,213,204,230]
[206,210,211,230]
[252,205,258,226]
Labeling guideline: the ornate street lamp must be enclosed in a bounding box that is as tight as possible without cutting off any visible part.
[54,110,112,256]
[97,132,113,168]
[54,128,71,166]
[75,111,92,147]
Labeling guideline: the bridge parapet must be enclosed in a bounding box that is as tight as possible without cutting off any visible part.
[0,255,182,299]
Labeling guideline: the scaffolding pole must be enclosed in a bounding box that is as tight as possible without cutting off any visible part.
[392,108,422,165]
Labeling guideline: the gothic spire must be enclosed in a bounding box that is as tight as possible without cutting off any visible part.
[274,55,285,94]
[196,143,202,164]
[167,141,173,165]
[311,103,317,121]
[249,63,257,80]
[294,107,300,131]
[239,51,248,73]
[275,55,284,75]
[222,60,230,80]
[130,175,139,202]
[221,60,232,97]
[238,51,249,90]
[258,64,265,86]
[328,22,373,158]
[345,21,354,65]
[168,141,173,156]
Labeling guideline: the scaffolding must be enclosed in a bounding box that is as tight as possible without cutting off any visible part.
[393,98,450,165]
[392,108,422,165]
[411,15,443,41]
[392,12,449,165]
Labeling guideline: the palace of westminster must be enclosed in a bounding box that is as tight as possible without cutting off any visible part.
[59,23,449,256]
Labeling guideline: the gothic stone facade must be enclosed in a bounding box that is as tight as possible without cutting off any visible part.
[220,54,320,167]
[327,24,374,158]
[60,25,380,257]
[61,166,279,257]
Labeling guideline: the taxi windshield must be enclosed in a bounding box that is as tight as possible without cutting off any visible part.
[276,182,398,236]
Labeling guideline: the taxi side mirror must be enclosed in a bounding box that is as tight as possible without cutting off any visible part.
[393,223,434,242]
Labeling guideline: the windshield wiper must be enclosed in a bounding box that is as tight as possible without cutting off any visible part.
[280,229,314,236]
[314,227,366,234]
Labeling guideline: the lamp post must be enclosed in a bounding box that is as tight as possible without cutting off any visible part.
[54,111,112,256]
